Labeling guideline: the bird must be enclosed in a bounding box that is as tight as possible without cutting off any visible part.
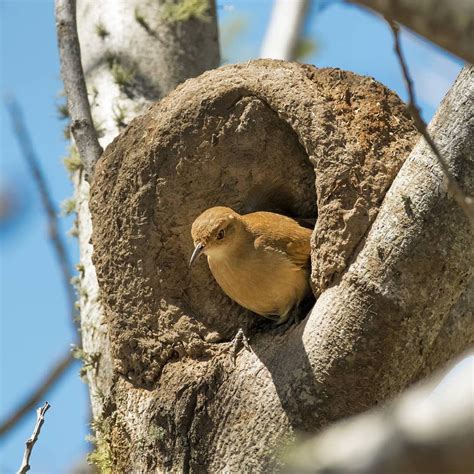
[190,206,313,324]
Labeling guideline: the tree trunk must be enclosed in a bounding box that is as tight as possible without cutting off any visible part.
[70,0,220,462]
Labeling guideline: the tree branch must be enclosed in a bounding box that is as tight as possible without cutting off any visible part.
[412,279,474,383]
[2,99,77,438]
[5,98,78,328]
[260,0,309,60]
[284,360,474,473]
[351,0,474,64]
[388,20,474,227]
[17,402,51,474]
[0,352,73,438]
[55,0,102,180]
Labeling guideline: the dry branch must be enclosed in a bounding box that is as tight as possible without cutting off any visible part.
[388,20,474,227]
[5,98,77,325]
[0,351,73,438]
[17,402,51,474]
[352,0,474,64]
[56,0,103,179]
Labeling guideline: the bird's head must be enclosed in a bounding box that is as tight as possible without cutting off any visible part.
[190,206,242,266]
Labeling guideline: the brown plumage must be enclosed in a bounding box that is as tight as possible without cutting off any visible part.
[190,206,313,323]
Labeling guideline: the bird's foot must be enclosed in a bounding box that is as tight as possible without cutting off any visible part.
[286,310,302,325]
[278,298,314,328]
[228,328,253,365]
[273,308,301,329]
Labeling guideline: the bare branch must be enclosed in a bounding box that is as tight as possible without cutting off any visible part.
[17,402,51,474]
[55,0,102,179]
[388,20,474,227]
[5,98,78,329]
[351,0,474,64]
[1,99,79,438]
[0,351,73,438]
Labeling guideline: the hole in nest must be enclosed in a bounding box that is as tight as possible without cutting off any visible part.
[174,95,318,339]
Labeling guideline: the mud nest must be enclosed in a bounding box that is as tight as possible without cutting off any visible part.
[90,60,418,387]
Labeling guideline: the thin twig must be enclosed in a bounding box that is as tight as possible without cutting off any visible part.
[56,0,102,179]
[17,402,51,474]
[353,0,474,64]
[0,351,74,438]
[387,20,474,227]
[5,98,78,330]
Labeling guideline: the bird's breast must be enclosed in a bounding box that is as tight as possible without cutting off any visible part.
[207,249,310,318]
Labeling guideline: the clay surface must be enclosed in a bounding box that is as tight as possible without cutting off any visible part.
[90,60,417,386]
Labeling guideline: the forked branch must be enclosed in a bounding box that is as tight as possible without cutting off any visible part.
[17,402,51,474]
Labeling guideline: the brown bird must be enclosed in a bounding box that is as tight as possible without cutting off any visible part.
[190,206,313,323]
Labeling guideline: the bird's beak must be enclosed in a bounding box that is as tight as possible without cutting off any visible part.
[189,243,205,267]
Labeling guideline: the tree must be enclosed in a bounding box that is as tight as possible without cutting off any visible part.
[56,0,472,471]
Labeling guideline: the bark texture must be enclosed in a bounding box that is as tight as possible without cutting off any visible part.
[87,60,473,472]
[412,278,474,383]
[56,0,103,179]
[77,0,220,146]
[352,0,474,64]
[72,0,220,442]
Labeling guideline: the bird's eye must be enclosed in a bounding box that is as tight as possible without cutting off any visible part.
[216,229,225,240]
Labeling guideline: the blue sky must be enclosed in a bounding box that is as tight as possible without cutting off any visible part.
[0,0,468,472]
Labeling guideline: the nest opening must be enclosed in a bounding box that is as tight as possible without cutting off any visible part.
[166,95,317,338]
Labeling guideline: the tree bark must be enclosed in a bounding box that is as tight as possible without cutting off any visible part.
[352,0,474,64]
[412,278,474,383]
[56,0,103,179]
[88,57,472,471]
[70,0,220,452]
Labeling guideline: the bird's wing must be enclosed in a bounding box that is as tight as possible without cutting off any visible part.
[245,212,312,268]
